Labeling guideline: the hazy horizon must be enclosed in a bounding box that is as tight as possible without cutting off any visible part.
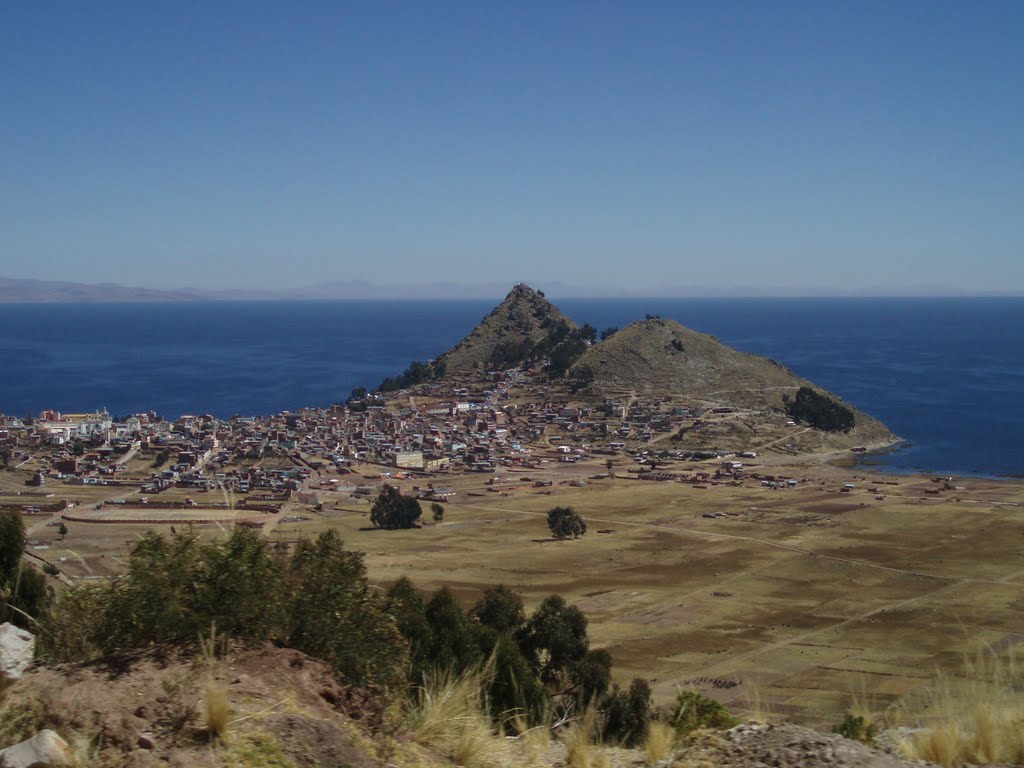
[2,274,1023,301]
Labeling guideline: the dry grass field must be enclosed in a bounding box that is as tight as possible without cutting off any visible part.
[302,462,1024,727]
[7,454,1024,728]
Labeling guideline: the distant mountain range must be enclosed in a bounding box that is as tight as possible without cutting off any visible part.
[0,276,592,302]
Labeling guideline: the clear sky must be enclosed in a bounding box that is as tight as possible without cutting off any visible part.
[2,1,1022,296]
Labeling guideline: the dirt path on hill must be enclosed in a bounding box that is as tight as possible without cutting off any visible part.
[701,385,801,399]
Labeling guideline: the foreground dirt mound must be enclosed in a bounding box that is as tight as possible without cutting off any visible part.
[1,645,377,768]
[681,723,938,768]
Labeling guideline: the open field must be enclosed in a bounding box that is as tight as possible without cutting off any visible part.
[302,462,1024,727]
[7,454,1024,727]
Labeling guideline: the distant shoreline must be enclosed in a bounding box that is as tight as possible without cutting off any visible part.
[2,277,1023,303]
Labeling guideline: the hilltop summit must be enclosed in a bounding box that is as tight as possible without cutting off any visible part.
[436,284,579,374]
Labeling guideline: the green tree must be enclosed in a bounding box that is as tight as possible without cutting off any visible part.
[480,629,550,724]
[191,528,281,638]
[422,587,486,678]
[58,522,68,541]
[0,510,26,586]
[577,648,613,706]
[547,506,587,539]
[0,510,52,628]
[600,678,652,746]
[431,502,445,523]
[783,387,855,432]
[386,576,431,651]
[519,595,589,689]
[472,584,525,634]
[370,485,423,529]
[278,530,407,687]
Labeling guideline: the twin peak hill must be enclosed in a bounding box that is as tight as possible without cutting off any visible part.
[379,284,896,453]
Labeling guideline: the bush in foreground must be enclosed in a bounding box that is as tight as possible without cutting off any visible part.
[669,690,738,738]
[39,528,408,688]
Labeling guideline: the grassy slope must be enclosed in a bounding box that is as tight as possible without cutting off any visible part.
[572,318,895,448]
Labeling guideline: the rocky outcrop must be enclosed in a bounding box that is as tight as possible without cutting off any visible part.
[682,723,937,768]
[0,624,34,684]
[0,730,73,768]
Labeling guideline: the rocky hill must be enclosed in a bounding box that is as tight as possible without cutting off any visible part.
[571,318,806,398]
[435,283,579,374]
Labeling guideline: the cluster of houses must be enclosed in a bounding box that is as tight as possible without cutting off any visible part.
[0,368,761,498]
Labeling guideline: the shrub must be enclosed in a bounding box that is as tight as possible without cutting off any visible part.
[40,529,408,688]
[833,713,876,744]
[669,690,738,737]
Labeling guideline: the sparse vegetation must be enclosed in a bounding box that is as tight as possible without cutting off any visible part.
[223,731,297,768]
[895,650,1024,767]
[669,690,738,738]
[832,713,875,744]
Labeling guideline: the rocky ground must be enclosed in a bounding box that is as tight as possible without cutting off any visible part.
[1,634,962,768]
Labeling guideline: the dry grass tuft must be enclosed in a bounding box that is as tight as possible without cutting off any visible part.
[410,665,505,767]
[508,712,551,766]
[896,648,1024,767]
[0,694,44,748]
[644,720,675,765]
[741,683,774,725]
[563,711,612,768]
[205,680,230,740]
[199,624,230,741]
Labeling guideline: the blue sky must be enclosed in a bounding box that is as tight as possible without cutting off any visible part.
[2,1,1022,296]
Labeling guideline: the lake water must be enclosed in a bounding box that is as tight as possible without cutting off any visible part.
[1,297,1022,477]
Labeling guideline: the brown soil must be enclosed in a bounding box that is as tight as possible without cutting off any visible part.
[2,645,378,767]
